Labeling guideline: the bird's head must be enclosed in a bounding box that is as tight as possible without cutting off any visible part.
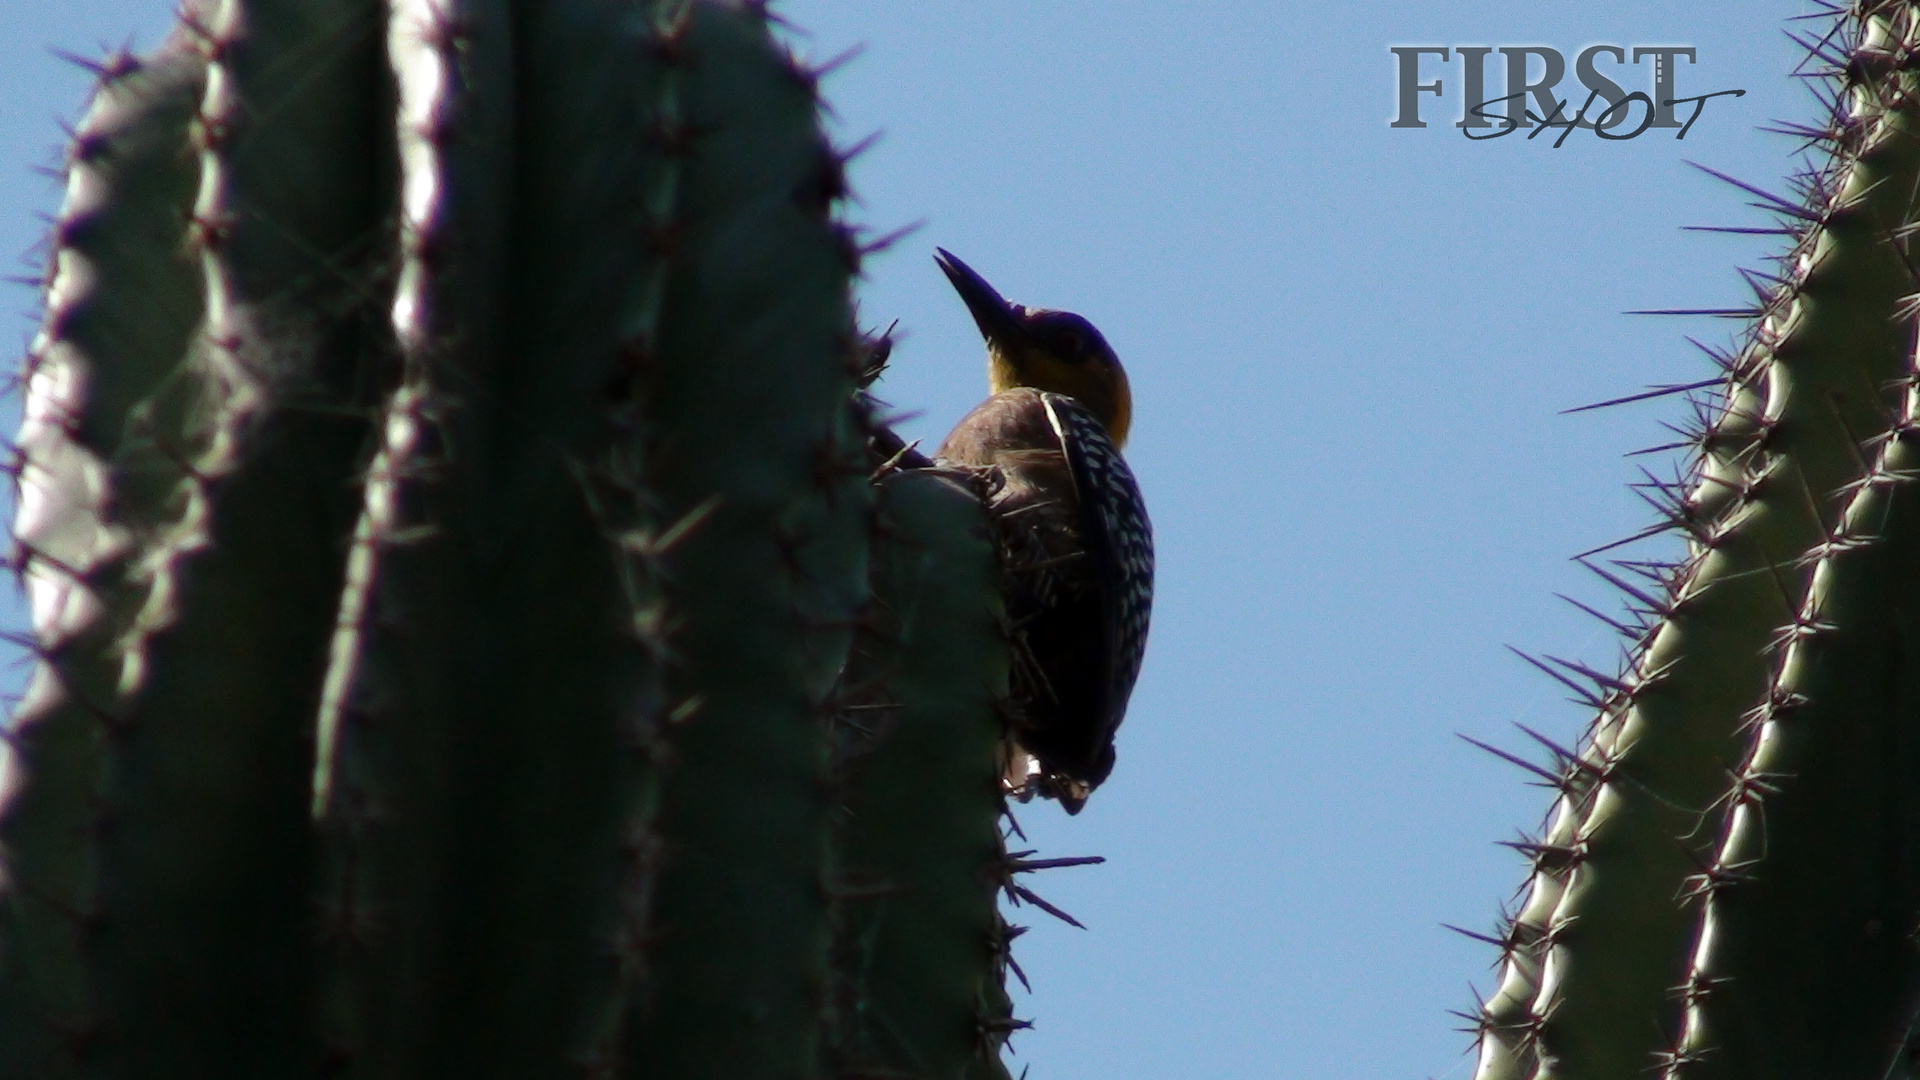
[935,248,1132,448]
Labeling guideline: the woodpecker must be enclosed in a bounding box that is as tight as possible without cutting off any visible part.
[932,248,1153,814]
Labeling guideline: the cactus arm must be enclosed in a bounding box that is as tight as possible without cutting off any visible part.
[1471,11,1920,1077]
[300,2,874,1075]
[306,0,524,1070]
[0,40,207,1078]
[1659,381,1920,1079]
[829,467,1014,1080]
[71,0,393,1070]
[486,2,688,1070]
[617,6,871,1076]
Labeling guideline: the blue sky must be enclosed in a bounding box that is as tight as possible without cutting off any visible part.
[0,1,1834,1076]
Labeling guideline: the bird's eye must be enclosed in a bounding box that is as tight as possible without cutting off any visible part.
[1055,332,1089,362]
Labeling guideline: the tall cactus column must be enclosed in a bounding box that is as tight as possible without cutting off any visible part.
[1467,6,1920,1079]
[0,2,1021,1079]
[0,36,213,1078]
[0,0,395,1069]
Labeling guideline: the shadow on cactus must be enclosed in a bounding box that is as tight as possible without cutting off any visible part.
[0,1,1150,1078]
[1461,4,1920,1079]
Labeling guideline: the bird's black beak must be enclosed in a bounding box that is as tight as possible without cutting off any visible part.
[934,248,1027,350]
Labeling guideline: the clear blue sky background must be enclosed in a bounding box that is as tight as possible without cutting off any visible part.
[0,1,1834,1076]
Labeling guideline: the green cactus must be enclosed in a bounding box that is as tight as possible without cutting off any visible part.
[0,32,211,1075]
[1467,5,1920,1078]
[828,466,1016,1080]
[0,2,1031,1078]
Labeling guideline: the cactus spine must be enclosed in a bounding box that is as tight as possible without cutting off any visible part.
[0,2,1030,1078]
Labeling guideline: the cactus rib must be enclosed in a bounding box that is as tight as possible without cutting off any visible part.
[828,466,1015,1080]
[0,38,208,1079]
